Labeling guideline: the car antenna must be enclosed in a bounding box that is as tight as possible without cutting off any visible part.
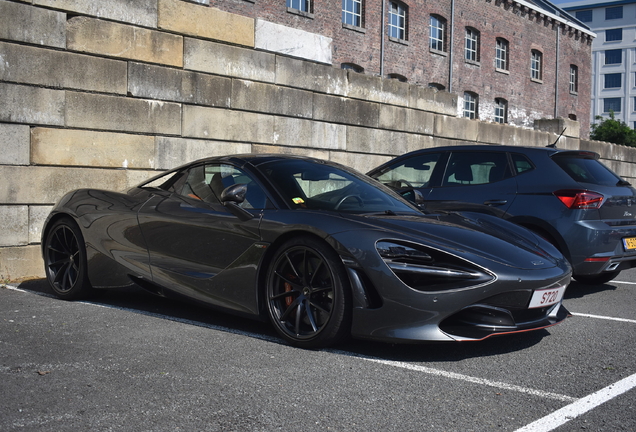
[547,128,566,148]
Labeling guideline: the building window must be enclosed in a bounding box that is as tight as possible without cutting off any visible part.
[570,65,578,93]
[634,97,636,112]
[495,38,509,71]
[606,28,623,42]
[604,97,621,113]
[430,15,446,52]
[429,83,445,90]
[604,73,622,89]
[287,0,311,13]
[494,98,507,123]
[605,6,623,20]
[575,10,593,22]
[342,0,363,27]
[531,50,542,81]
[387,73,407,82]
[463,92,478,119]
[388,2,407,40]
[341,63,364,73]
[465,28,480,62]
[605,49,622,65]
[569,114,577,121]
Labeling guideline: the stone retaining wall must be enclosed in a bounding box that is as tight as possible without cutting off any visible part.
[1,0,634,279]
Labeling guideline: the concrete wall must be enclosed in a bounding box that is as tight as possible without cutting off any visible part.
[0,0,634,280]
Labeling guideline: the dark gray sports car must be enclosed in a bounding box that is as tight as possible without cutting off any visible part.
[42,155,571,348]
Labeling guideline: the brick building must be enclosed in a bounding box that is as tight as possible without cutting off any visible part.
[206,0,595,135]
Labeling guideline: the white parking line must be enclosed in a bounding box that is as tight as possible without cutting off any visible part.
[613,280,636,285]
[571,312,636,324]
[514,373,636,432]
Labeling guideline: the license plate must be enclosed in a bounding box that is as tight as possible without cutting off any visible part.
[623,237,636,251]
[528,286,566,309]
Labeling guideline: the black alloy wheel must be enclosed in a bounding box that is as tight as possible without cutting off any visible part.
[266,237,351,348]
[44,218,92,299]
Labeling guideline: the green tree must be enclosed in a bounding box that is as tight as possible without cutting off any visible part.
[590,110,636,146]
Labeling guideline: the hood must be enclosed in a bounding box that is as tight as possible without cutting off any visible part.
[344,211,562,270]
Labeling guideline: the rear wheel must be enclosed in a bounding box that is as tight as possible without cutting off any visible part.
[266,237,351,348]
[573,271,620,285]
[43,218,92,299]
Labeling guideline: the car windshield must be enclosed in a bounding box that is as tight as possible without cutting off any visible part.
[552,154,624,187]
[259,159,419,213]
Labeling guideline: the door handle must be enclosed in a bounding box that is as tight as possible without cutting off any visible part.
[484,200,507,206]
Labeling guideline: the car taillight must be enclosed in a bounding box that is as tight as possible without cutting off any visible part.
[554,189,604,209]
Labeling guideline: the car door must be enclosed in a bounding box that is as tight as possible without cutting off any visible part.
[137,162,272,314]
[425,150,518,214]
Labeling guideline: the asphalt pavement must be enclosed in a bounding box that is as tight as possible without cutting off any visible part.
[1,270,635,431]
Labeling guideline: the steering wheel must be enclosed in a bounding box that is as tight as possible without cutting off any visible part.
[334,195,364,210]
[396,179,413,188]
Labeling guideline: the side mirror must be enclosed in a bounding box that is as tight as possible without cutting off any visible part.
[220,184,253,221]
[400,188,425,206]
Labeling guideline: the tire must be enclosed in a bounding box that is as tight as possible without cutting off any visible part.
[573,271,620,285]
[43,217,92,300]
[266,236,351,348]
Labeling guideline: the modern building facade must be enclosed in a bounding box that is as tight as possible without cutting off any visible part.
[561,0,636,129]
[208,0,594,134]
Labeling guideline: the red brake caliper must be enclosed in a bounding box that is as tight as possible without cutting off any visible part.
[284,282,293,307]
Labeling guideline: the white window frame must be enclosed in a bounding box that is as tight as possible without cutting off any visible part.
[342,0,363,27]
[388,2,407,40]
[531,50,542,81]
[430,15,446,52]
[495,38,508,71]
[463,92,478,119]
[465,28,479,62]
[494,98,507,123]
[287,0,311,13]
[570,65,578,93]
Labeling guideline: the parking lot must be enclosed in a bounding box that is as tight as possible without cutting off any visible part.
[1,269,635,431]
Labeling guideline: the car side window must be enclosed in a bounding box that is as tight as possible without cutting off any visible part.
[373,153,442,189]
[442,152,511,186]
[177,164,271,209]
[511,153,535,175]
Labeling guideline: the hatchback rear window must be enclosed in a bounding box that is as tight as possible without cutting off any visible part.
[552,154,623,186]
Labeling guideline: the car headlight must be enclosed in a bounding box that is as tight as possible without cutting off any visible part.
[376,240,495,292]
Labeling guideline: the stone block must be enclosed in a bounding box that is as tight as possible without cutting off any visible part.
[183,106,274,143]
[125,170,158,189]
[29,205,53,244]
[0,123,30,165]
[185,38,276,83]
[328,151,391,174]
[65,92,181,135]
[410,86,458,116]
[0,166,130,205]
[534,117,580,138]
[158,0,254,47]
[255,19,331,64]
[252,144,330,161]
[0,83,64,126]
[67,17,183,67]
[0,205,29,246]
[312,122,347,151]
[0,245,44,279]
[0,0,65,48]
[232,80,313,118]
[477,121,536,146]
[272,117,313,147]
[276,56,348,96]
[313,94,379,128]
[378,78,410,106]
[0,42,127,94]
[379,105,435,135]
[128,62,231,107]
[346,70,383,101]
[31,128,155,169]
[155,137,252,170]
[434,115,478,141]
[346,126,418,156]
[34,0,158,27]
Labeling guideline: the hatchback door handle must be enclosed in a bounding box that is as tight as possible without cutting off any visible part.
[484,200,507,206]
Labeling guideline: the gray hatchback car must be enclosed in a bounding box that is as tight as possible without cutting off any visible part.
[368,144,636,284]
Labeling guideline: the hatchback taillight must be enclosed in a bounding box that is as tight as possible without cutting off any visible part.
[554,189,604,209]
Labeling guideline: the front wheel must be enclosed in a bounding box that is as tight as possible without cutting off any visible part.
[573,271,620,285]
[266,237,351,348]
[43,217,92,299]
